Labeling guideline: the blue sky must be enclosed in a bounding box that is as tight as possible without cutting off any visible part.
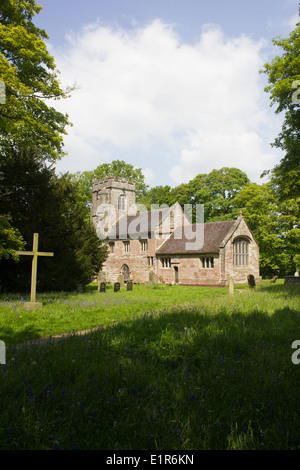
[34,0,299,187]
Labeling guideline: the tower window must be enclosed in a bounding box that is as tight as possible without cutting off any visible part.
[118,194,126,210]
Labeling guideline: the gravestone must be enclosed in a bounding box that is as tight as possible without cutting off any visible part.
[114,282,121,292]
[127,280,133,291]
[98,271,106,282]
[149,271,158,284]
[99,282,106,293]
[228,276,234,295]
[284,276,300,286]
[117,274,125,288]
[247,274,256,289]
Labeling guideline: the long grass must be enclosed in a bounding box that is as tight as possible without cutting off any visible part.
[0,281,299,450]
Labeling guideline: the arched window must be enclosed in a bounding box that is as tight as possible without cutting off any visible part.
[118,194,126,211]
[233,237,249,266]
[121,264,130,281]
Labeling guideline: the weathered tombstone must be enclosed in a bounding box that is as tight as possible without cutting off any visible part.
[117,274,125,288]
[149,271,158,284]
[228,276,235,295]
[127,280,133,291]
[98,271,106,291]
[284,276,300,286]
[99,282,106,293]
[247,274,256,289]
[114,282,121,292]
[270,275,278,283]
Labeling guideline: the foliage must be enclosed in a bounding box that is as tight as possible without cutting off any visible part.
[0,149,107,292]
[0,0,71,162]
[260,11,300,199]
[0,215,25,260]
[142,167,250,222]
[233,183,288,275]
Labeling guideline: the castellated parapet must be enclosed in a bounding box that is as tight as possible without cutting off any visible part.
[91,177,137,236]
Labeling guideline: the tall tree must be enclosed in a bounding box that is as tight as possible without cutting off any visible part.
[0,150,107,292]
[261,10,300,199]
[0,0,71,162]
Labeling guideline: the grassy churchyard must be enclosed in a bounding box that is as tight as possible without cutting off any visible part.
[0,280,299,450]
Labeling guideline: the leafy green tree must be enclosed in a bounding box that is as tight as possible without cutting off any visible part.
[0,150,107,292]
[0,0,71,162]
[140,185,173,209]
[0,215,25,260]
[144,168,249,222]
[233,182,300,276]
[232,183,288,275]
[261,11,300,199]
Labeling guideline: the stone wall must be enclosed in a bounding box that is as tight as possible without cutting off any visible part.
[157,254,222,286]
[222,217,260,284]
[91,177,136,236]
[102,238,157,284]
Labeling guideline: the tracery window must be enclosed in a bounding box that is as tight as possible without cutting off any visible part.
[233,238,249,266]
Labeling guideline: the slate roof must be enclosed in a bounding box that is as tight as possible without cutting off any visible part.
[107,207,172,239]
[156,219,238,255]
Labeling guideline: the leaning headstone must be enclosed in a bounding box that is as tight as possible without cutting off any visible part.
[127,280,133,291]
[149,271,158,284]
[228,276,234,295]
[99,282,106,293]
[247,274,256,289]
[117,274,125,288]
[114,282,120,292]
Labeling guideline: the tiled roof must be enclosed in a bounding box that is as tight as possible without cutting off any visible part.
[107,207,171,239]
[156,220,238,254]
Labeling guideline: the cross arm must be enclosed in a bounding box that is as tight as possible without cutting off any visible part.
[15,251,54,257]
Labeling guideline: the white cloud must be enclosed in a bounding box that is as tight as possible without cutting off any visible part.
[142,167,155,186]
[52,19,282,185]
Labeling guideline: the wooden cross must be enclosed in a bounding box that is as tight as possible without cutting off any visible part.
[16,233,54,308]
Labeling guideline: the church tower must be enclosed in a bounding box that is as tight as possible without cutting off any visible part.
[91,177,136,237]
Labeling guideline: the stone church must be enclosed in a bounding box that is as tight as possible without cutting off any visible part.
[91,177,260,286]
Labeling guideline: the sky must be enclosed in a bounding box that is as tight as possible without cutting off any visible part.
[33,0,299,188]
